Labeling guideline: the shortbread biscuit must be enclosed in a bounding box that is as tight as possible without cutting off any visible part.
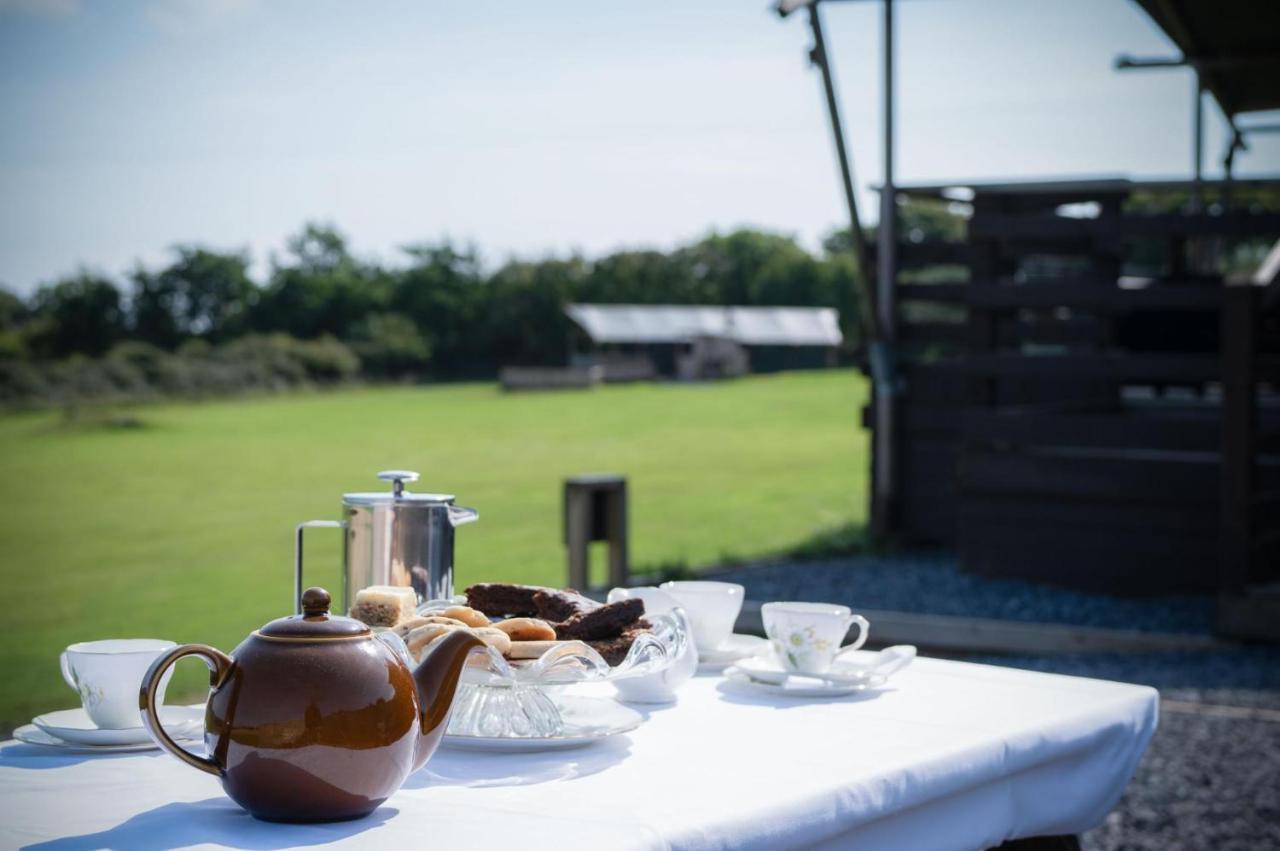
[504,639,574,660]
[393,615,467,640]
[441,605,490,628]
[472,626,512,656]
[493,617,556,642]
[404,623,461,660]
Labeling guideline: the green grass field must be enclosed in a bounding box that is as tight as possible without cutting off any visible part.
[0,370,867,731]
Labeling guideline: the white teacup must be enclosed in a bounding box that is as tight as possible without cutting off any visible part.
[60,639,177,729]
[762,602,869,675]
[658,581,744,653]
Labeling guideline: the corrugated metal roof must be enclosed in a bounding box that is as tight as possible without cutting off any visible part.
[565,304,843,346]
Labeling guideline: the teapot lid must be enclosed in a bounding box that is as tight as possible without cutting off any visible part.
[260,588,370,639]
[343,470,455,507]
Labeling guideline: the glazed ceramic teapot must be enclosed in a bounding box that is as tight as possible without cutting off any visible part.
[138,587,484,822]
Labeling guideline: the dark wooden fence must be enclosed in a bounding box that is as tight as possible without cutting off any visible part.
[874,179,1280,598]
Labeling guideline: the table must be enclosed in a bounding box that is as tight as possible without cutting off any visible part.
[0,656,1157,851]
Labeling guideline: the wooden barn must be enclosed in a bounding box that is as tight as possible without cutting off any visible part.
[875,178,1279,604]
[779,0,1280,636]
[565,304,843,379]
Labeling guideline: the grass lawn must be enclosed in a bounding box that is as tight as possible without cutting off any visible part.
[0,369,867,731]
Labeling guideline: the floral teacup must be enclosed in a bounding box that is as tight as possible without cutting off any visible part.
[761,602,869,675]
[61,639,176,729]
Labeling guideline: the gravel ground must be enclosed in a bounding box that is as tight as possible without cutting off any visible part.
[707,553,1215,634]
[709,554,1280,850]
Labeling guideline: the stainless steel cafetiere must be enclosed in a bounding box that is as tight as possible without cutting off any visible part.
[293,470,479,615]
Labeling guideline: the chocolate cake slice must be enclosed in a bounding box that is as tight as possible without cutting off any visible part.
[554,597,644,641]
[531,588,599,622]
[587,622,652,666]
[464,583,541,617]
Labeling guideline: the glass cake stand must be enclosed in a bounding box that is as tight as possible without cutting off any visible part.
[379,598,689,739]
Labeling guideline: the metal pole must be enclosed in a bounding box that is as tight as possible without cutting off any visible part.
[805,1,895,539]
[878,0,896,340]
[1223,122,1243,211]
[873,0,897,536]
[806,3,881,345]
[1192,69,1204,210]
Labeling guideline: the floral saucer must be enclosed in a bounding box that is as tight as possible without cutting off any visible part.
[723,665,887,697]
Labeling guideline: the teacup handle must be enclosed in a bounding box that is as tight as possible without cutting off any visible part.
[59,651,77,691]
[139,644,232,777]
[842,614,870,653]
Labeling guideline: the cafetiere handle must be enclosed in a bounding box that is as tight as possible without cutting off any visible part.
[294,520,346,615]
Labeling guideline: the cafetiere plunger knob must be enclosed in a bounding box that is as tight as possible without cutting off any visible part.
[301,587,331,617]
[377,470,420,498]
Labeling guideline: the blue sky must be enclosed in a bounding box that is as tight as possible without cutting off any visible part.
[1,0,1277,294]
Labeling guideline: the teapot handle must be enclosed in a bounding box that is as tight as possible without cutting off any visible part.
[138,644,232,777]
[294,520,346,614]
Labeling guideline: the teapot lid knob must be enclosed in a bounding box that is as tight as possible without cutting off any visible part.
[301,587,331,617]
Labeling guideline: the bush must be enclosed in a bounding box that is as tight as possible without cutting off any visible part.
[290,335,362,383]
[215,334,361,387]
[351,313,431,377]
[0,360,50,406]
[0,334,363,410]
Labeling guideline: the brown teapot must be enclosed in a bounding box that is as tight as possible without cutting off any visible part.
[138,587,484,822]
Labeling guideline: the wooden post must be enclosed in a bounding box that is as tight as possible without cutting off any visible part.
[564,475,629,591]
[606,483,629,590]
[565,485,593,591]
[1219,284,1256,594]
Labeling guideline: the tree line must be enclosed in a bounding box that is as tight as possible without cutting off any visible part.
[0,223,867,408]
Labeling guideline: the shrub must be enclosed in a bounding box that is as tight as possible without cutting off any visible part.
[0,333,363,410]
[351,313,431,377]
[290,335,362,383]
[0,360,50,406]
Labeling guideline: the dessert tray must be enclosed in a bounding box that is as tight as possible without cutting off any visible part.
[439,695,643,752]
[375,596,687,742]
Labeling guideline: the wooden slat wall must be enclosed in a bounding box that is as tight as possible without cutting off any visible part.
[883,180,1280,594]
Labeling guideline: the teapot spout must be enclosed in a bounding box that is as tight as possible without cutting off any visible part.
[411,629,485,772]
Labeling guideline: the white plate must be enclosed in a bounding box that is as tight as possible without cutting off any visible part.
[724,665,886,697]
[733,655,885,687]
[696,634,769,672]
[440,695,643,753]
[33,705,204,746]
[13,723,202,754]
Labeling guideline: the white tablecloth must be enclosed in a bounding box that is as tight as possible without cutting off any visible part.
[0,656,1157,851]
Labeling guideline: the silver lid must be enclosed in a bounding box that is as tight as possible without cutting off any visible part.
[342,470,455,506]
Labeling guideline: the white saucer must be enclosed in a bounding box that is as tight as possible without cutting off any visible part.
[440,695,643,753]
[13,723,202,754]
[33,705,204,746]
[733,655,886,688]
[724,664,887,697]
[696,634,769,672]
